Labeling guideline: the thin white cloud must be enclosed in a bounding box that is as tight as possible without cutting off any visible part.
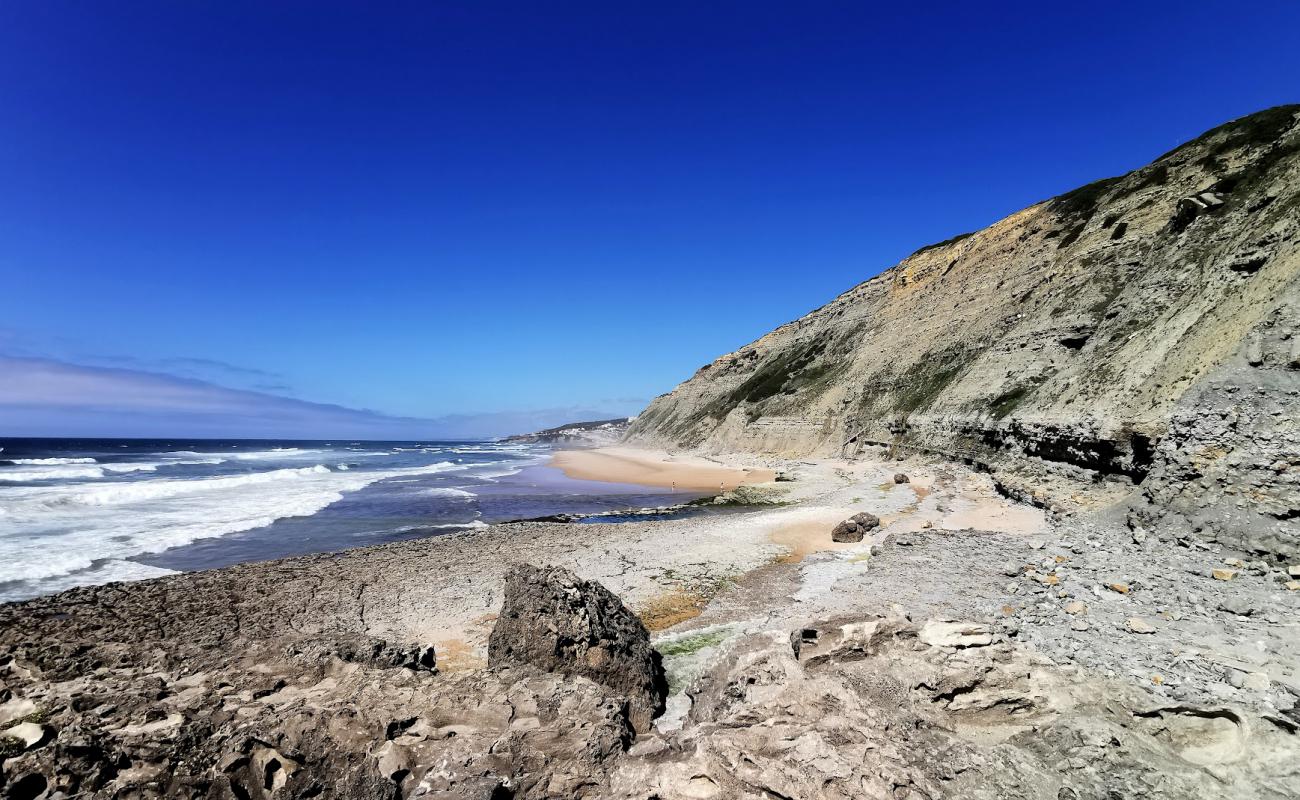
[0,356,618,440]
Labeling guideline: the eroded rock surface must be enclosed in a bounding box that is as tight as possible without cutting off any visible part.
[605,615,1300,799]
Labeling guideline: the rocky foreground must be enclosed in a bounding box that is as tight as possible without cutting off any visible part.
[1,455,1297,799]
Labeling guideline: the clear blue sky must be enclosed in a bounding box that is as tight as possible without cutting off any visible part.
[2,1,1297,437]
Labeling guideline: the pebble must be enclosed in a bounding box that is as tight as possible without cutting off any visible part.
[1064,600,1087,615]
[1212,568,1238,581]
[1070,619,1090,632]
[1108,582,1130,594]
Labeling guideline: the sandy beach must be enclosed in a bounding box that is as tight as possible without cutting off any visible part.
[550,446,776,491]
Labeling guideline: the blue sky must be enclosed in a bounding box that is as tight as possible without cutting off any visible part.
[2,2,1297,438]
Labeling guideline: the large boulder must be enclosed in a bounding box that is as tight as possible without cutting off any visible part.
[831,512,880,543]
[488,564,668,732]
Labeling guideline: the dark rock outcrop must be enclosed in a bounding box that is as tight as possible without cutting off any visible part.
[831,512,880,542]
[488,564,668,732]
[285,635,437,672]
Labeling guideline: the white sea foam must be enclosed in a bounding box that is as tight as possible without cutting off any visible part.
[468,466,525,480]
[422,487,476,498]
[163,448,320,461]
[451,445,531,454]
[0,457,230,481]
[0,460,467,586]
[7,560,180,601]
[0,466,106,482]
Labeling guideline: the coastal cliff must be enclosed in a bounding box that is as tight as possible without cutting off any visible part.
[627,106,1300,558]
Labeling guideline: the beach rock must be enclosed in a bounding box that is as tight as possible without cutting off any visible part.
[893,473,910,484]
[488,563,667,732]
[831,512,879,543]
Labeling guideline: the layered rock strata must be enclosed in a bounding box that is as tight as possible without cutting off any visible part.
[627,106,1300,557]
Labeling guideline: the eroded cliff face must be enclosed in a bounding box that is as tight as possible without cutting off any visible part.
[627,106,1300,557]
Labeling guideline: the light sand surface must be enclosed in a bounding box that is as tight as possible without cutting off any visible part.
[551,446,776,491]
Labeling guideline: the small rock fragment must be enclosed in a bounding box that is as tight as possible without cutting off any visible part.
[1127,617,1157,634]
[1212,568,1238,581]
[1108,582,1130,594]
[1063,600,1087,615]
[1243,672,1271,691]
[893,473,910,484]
[1219,597,1255,616]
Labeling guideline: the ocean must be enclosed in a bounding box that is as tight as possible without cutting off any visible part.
[0,437,695,603]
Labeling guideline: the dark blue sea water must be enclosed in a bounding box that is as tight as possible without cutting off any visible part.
[0,438,697,602]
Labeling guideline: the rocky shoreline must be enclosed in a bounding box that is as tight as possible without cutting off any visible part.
[2,452,1297,798]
